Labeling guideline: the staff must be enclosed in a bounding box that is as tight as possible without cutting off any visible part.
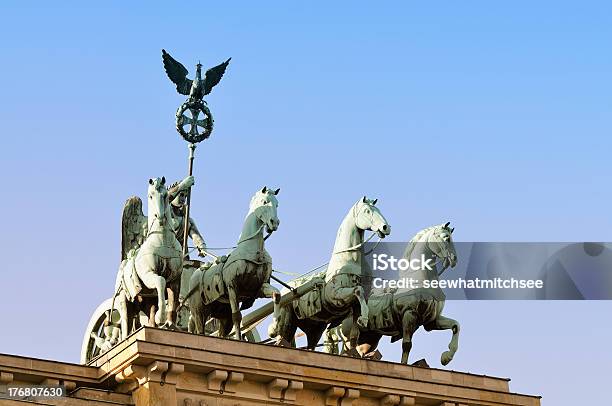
[181,143,196,259]
[161,49,231,260]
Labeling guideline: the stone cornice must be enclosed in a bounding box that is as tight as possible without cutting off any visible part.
[0,328,541,406]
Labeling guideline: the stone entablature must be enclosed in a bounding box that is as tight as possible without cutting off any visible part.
[0,327,540,406]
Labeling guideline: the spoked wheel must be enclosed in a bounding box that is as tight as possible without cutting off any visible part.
[82,299,261,364]
[80,298,121,364]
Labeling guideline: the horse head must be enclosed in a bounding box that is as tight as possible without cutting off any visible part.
[354,196,390,238]
[427,222,457,270]
[147,177,170,228]
[250,186,280,233]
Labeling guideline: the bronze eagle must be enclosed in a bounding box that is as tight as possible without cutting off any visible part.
[162,49,231,102]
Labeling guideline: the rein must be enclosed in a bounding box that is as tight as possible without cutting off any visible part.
[332,232,380,255]
[145,218,167,239]
[331,202,386,256]
[189,232,272,255]
[428,239,452,277]
[423,241,452,277]
[236,223,265,245]
[178,229,275,309]
[235,205,277,246]
[144,196,173,240]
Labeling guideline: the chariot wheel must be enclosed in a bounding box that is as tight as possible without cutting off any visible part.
[80,298,121,364]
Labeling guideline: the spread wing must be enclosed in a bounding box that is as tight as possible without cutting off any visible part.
[203,58,231,95]
[121,196,145,261]
[162,49,192,95]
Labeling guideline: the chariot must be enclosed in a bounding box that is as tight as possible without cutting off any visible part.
[81,258,322,363]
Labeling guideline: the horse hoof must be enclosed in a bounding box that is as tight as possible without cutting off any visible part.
[363,350,383,361]
[154,310,165,325]
[411,358,430,368]
[341,348,361,358]
[441,351,453,366]
[275,338,292,347]
[160,321,179,331]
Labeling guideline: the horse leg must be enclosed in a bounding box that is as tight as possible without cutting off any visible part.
[339,290,369,358]
[342,307,381,358]
[268,304,295,347]
[148,303,156,327]
[400,311,418,364]
[163,257,183,329]
[227,285,242,340]
[358,331,383,359]
[188,296,207,335]
[153,276,166,325]
[323,327,345,354]
[219,315,234,338]
[332,286,369,328]
[221,260,244,340]
[117,291,129,341]
[305,322,327,351]
[341,309,363,357]
[426,315,460,366]
[263,262,282,320]
[260,282,282,322]
[354,286,369,328]
[187,268,204,334]
[163,283,179,330]
[339,316,354,355]
[135,255,167,326]
[188,314,195,333]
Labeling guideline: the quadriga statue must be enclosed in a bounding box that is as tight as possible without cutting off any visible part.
[268,197,390,354]
[340,223,460,365]
[187,187,282,339]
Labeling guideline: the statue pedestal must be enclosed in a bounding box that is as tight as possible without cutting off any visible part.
[0,327,540,406]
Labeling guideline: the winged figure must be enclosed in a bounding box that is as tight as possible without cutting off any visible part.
[162,49,231,102]
[120,196,147,261]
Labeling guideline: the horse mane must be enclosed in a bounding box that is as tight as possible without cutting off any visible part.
[403,225,440,259]
[248,193,262,213]
[344,198,366,224]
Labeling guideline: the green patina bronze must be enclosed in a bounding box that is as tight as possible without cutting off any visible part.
[162,49,230,143]
[81,52,461,368]
[340,223,461,366]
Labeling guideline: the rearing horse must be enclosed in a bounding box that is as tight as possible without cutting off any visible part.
[188,186,281,339]
[269,197,390,352]
[115,177,183,339]
[341,223,460,365]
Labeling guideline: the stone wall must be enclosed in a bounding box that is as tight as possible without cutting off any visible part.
[0,327,540,406]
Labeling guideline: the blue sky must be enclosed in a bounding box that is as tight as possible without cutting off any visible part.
[1,2,611,405]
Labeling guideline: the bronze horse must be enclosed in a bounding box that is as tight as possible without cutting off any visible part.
[341,223,460,365]
[269,197,390,353]
[188,187,282,339]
